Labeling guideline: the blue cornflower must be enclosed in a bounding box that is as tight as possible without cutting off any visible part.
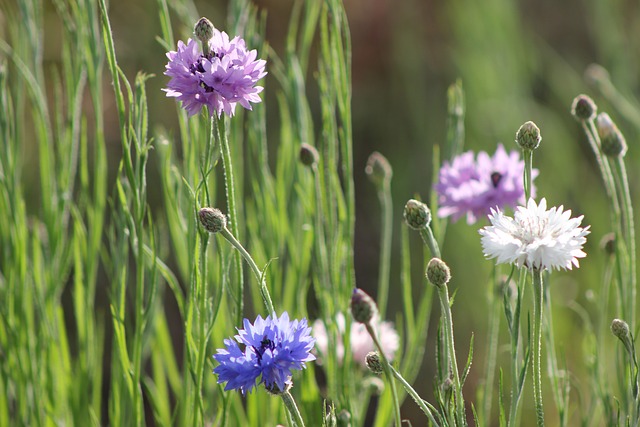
[213,312,316,395]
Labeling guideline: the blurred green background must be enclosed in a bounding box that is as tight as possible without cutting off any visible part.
[18,0,640,423]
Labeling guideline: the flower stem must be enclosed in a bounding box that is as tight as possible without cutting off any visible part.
[281,390,306,427]
[220,227,275,315]
[482,270,501,426]
[507,271,527,427]
[389,364,441,426]
[532,269,545,427]
[366,323,402,426]
[377,179,393,317]
[523,149,533,201]
[216,115,244,323]
[419,226,441,259]
[437,283,466,425]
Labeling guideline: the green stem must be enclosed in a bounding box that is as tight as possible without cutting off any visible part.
[281,390,306,427]
[365,323,402,426]
[483,271,501,426]
[419,226,441,259]
[220,227,275,315]
[523,149,533,201]
[437,283,466,425]
[532,269,545,427]
[377,179,393,317]
[613,158,636,330]
[389,364,440,426]
[507,271,527,427]
[216,115,244,323]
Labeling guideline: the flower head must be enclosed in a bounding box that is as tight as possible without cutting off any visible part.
[479,198,590,271]
[435,144,537,224]
[312,313,400,368]
[164,26,266,117]
[213,312,315,395]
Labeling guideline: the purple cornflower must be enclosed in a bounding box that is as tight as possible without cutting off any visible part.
[163,30,266,117]
[213,312,316,395]
[435,144,538,224]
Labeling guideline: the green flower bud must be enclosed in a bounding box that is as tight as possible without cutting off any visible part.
[350,288,377,324]
[194,17,215,44]
[299,143,319,167]
[426,257,451,288]
[571,95,597,121]
[198,207,227,233]
[337,410,352,427]
[597,113,627,157]
[365,151,392,187]
[365,351,384,375]
[515,121,541,151]
[611,318,630,341]
[403,199,431,230]
[600,232,616,256]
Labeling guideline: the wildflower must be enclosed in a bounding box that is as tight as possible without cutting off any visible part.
[312,313,400,368]
[163,23,266,117]
[213,312,315,395]
[435,144,537,224]
[479,198,590,271]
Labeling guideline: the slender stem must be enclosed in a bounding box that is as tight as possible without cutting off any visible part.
[532,269,545,427]
[613,158,636,330]
[281,390,306,427]
[389,364,441,426]
[216,115,244,323]
[508,271,527,427]
[523,149,532,201]
[377,179,393,317]
[483,270,501,426]
[437,283,466,425]
[366,323,402,427]
[220,227,275,315]
[419,226,441,259]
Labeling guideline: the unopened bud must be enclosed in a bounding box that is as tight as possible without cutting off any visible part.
[198,207,227,233]
[403,199,431,230]
[571,95,597,121]
[515,121,541,151]
[194,17,215,44]
[337,409,352,427]
[365,152,392,187]
[350,288,377,324]
[611,318,631,347]
[365,352,384,375]
[597,113,627,157]
[600,232,616,256]
[299,143,319,167]
[426,257,451,288]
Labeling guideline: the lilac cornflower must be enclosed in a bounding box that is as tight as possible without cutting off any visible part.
[213,312,315,395]
[435,144,538,224]
[163,29,266,117]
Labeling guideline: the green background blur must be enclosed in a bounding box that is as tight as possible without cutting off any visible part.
[24,0,640,423]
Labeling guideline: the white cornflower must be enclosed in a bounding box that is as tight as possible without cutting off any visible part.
[479,198,590,271]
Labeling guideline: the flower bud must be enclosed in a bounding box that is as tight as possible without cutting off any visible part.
[571,95,597,121]
[365,152,392,187]
[337,409,352,427]
[350,288,377,324]
[365,351,384,375]
[426,257,451,288]
[600,232,616,256]
[403,199,431,230]
[299,143,319,167]
[584,63,610,88]
[515,121,541,151]
[194,17,215,44]
[198,207,227,233]
[597,113,627,157]
[611,318,631,342]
